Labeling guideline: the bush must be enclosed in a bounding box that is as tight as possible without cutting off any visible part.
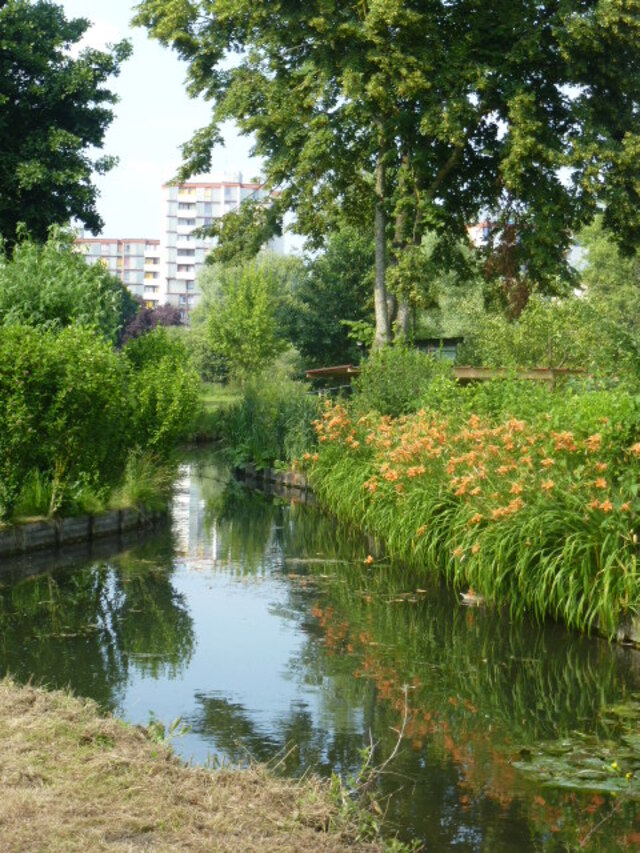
[458,293,640,384]
[0,325,130,516]
[123,328,202,455]
[0,228,139,344]
[353,345,453,417]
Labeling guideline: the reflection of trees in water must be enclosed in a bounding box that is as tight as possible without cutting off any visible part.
[0,531,195,712]
[192,466,640,849]
[198,476,369,578]
[189,691,368,780]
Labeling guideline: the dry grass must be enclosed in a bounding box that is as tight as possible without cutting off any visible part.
[0,679,385,853]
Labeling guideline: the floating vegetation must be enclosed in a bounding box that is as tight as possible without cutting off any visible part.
[514,698,640,797]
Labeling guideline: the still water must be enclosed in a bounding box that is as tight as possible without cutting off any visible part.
[1,452,640,850]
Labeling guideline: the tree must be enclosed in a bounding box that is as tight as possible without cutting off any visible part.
[121,302,182,344]
[0,227,139,344]
[291,227,374,368]
[0,1,131,244]
[136,1,640,341]
[204,261,289,381]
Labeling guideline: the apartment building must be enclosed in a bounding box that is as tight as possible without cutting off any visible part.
[76,173,283,322]
[160,172,283,323]
[75,238,162,308]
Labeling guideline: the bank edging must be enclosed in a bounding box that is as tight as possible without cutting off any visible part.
[0,507,166,558]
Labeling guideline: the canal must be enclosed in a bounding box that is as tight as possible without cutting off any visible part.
[1,451,639,850]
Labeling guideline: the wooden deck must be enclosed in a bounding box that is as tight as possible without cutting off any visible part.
[305,364,584,386]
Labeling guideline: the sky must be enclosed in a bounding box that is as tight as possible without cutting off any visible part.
[61,0,264,239]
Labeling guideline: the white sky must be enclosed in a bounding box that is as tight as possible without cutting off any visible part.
[61,0,263,239]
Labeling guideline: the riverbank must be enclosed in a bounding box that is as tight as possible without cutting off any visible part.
[0,678,387,853]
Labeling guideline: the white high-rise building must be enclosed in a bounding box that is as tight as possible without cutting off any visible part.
[159,172,283,323]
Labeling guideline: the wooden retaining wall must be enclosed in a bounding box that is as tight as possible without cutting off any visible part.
[0,508,166,559]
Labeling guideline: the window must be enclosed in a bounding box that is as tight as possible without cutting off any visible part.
[178,202,195,210]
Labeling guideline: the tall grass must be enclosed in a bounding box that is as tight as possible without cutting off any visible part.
[308,397,640,636]
[218,374,321,468]
[109,451,175,512]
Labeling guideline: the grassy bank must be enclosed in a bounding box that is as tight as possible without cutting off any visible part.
[307,394,640,636]
[0,678,393,852]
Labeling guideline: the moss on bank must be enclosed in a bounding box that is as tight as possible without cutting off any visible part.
[0,679,388,852]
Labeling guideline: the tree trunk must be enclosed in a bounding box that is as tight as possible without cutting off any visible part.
[395,299,411,339]
[373,151,391,349]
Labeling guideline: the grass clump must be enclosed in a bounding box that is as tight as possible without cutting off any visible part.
[217,373,321,469]
[0,678,395,853]
[109,452,175,513]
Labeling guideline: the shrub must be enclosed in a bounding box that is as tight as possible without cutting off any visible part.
[458,293,640,384]
[123,328,202,455]
[353,345,452,417]
[0,325,130,517]
[0,228,139,344]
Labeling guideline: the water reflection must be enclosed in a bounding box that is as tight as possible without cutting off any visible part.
[0,529,195,710]
[0,451,639,850]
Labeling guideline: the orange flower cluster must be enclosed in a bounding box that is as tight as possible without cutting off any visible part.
[312,403,637,532]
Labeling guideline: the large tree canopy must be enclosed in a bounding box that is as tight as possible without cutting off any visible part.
[135,0,640,341]
[0,1,131,243]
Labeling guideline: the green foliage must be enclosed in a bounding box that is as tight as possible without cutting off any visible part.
[0,228,139,344]
[290,227,374,368]
[136,0,640,344]
[204,260,290,381]
[0,1,131,244]
[204,196,284,265]
[218,374,320,469]
[353,345,453,418]
[0,324,130,516]
[123,329,202,455]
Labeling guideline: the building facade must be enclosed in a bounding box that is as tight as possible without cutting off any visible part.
[76,173,283,323]
[74,238,162,308]
[160,173,283,323]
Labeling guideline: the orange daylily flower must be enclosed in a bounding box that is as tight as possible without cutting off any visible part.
[541,479,555,492]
